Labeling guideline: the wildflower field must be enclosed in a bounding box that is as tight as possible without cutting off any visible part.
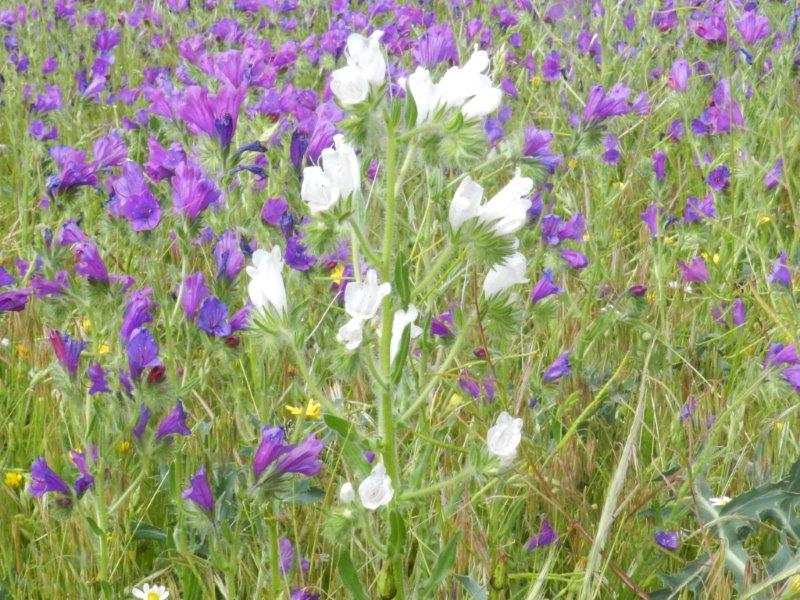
[2,0,800,598]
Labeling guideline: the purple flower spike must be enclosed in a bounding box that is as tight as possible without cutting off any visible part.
[279,538,294,575]
[69,449,95,496]
[655,530,678,550]
[197,296,232,337]
[182,466,214,514]
[29,457,70,497]
[430,311,454,337]
[73,242,109,283]
[261,196,289,227]
[543,351,571,383]
[253,426,290,478]
[782,365,800,395]
[126,327,161,379]
[707,165,730,191]
[291,590,320,600]
[764,343,800,369]
[459,371,481,398]
[560,249,589,270]
[155,401,191,440]
[736,10,770,46]
[120,288,156,342]
[284,236,317,272]
[31,270,69,298]
[764,159,782,190]
[276,435,323,477]
[526,519,557,549]
[172,160,221,220]
[582,84,632,125]
[640,204,658,237]
[683,195,716,223]
[731,299,746,326]
[49,330,86,377]
[88,363,111,394]
[652,151,667,181]
[530,270,562,304]
[768,251,791,287]
[108,161,161,232]
[678,257,708,283]
[213,229,245,280]
[180,272,209,320]
[522,126,561,174]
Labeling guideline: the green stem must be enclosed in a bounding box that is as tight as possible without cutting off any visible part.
[348,219,380,267]
[414,242,456,295]
[268,505,283,598]
[284,332,340,418]
[398,467,476,501]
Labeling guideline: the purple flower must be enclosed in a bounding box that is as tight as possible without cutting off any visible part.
[602,133,620,165]
[736,10,770,45]
[179,84,246,149]
[543,351,571,383]
[172,160,220,219]
[530,270,562,304]
[680,398,697,422]
[694,14,727,43]
[582,84,632,125]
[764,159,782,190]
[133,403,151,439]
[29,457,70,497]
[540,213,585,246]
[412,24,458,67]
[707,165,730,191]
[0,266,13,288]
[652,151,666,181]
[107,162,161,232]
[183,466,214,514]
[526,519,557,549]
[430,311,454,337]
[782,365,800,395]
[261,196,289,227]
[92,130,127,171]
[284,236,317,272]
[291,590,320,600]
[31,270,69,298]
[120,288,156,342]
[230,302,253,332]
[640,204,658,238]
[768,251,791,287]
[88,363,111,394]
[276,435,323,477]
[47,146,98,195]
[0,288,33,312]
[145,136,185,182]
[29,119,58,141]
[57,221,89,246]
[155,401,191,440]
[69,449,95,496]
[73,242,109,283]
[253,426,289,478]
[522,125,561,175]
[666,119,684,141]
[126,327,161,379]
[180,272,209,320]
[49,330,86,377]
[213,230,245,280]
[197,296,232,337]
[678,257,708,283]
[560,249,589,270]
[459,371,481,398]
[731,298,746,326]
[655,530,678,550]
[280,538,295,575]
[667,59,690,92]
[542,50,561,81]
[683,195,716,223]
[764,343,800,369]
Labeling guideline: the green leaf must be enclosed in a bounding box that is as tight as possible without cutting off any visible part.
[390,325,411,385]
[324,414,370,476]
[132,523,168,543]
[393,252,411,308]
[404,90,418,130]
[421,533,460,595]
[338,549,369,600]
[454,574,488,600]
[388,509,407,558]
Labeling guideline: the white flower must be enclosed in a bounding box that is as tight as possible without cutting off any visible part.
[477,170,534,236]
[336,269,391,350]
[406,67,439,125]
[462,87,503,120]
[388,304,422,362]
[330,65,370,106]
[246,247,287,314]
[709,495,732,507]
[437,49,493,108]
[0,338,9,347]
[486,411,523,464]
[301,165,340,214]
[321,134,360,198]
[358,462,394,510]
[132,583,170,600]
[448,176,484,232]
[339,481,356,503]
[483,251,528,297]
[343,269,390,321]
[345,31,386,86]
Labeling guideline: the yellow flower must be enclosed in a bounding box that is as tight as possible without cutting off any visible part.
[82,318,92,332]
[17,344,28,358]
[331,264,345,286]
[118,440,131,453]
[712,253,720,265]
[4,472,23,489]
[447,393,462,410]
[646,291,656,303]
[98,342,110,355]
[582,232,591,242]
[530,75,541,88]
[758,215,771,225]
[613,228,622,240]
[567,159,577,170]
[663,235,676,246]
[285,399,322,420]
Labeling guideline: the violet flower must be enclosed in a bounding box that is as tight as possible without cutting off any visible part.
[196,296,232,337]
[29,457,70,497]
[180,272,209,320]
[768,251,791,287]
[155,401,191,440]
[183,466,214,514]
[678,257,708,283]
[126,327,161,379]
[655,530,678,550]
[530,270,562,304]
[48,330,86,377]
[526,519,558,549]
[543,351,571,383]
[88,363,111,394]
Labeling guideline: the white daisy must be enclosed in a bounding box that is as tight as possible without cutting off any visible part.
[132,583,170,600]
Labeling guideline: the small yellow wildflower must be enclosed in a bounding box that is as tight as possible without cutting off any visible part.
[701,252,709,261]
[447,393,462,410]
[530,75,542,88]
[775,422,784,431]
[613,228,623,240]
[567,159,577,170]
[4,472,23,489]
[712,253,720,264]
[758,215,771,225]
[194,348,204,358]
[17,344,28,358]
[118,440,131,453]
[331,264,345,286]
[786,574,800,596]
[82,318,92,332]
[646,291,656,303]
[663,235,676,246]
[284,399,322,420]
[98,342,110,355]
[582,232,591,242]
